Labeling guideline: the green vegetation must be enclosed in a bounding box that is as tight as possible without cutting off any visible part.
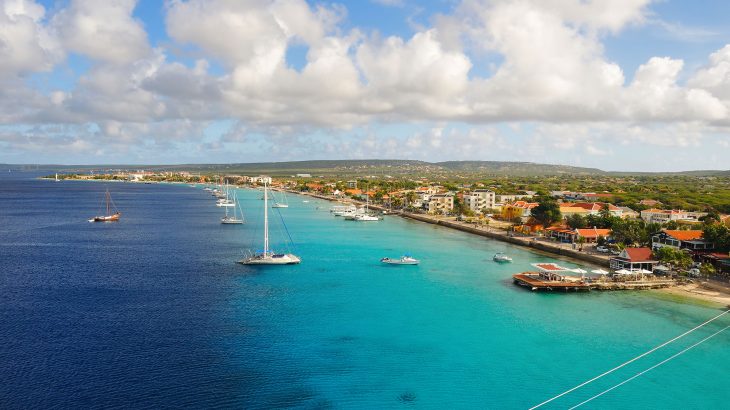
[531,196,562,227]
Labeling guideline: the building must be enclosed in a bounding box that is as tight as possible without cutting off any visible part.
[563,202,622,217]
[609,248,659,271]
[496,194,534,203]
[575,228,612,243]
[651,230,714,253]
[617,206,640,219]
[464,189,496,214]
[559,205,592,219]
[640,209,708,224]
[428,194,454,214]
[639,199,662,207]
[501,201,539,221]
[296,173,311,178]
[346,180,358,189]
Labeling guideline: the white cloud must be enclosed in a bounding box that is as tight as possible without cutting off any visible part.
[52,0,151,64]
[0,0,62,75]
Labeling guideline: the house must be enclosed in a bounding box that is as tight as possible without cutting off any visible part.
[609,248,659,271]
[640,209,708,224]
[639,199,662,207]
[428,194,454,214]
[501,201,539,221]
[544,226,577,243]
[617,206,640,219]
[346,180,357,189]
[701,253,730,274]
[559,204,592,218]
[565,202,623,217]
[464,189,496,214]
[575,228,612,243]
[651,230,714,253]
[496,194,534,203]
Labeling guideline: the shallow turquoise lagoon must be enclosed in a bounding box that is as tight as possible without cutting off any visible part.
[226,188,730,409]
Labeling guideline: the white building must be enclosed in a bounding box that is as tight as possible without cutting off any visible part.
[640,209,707,224]
[464,189,496,214]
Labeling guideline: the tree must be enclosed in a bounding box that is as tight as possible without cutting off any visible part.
[531,196,562,228]
[702,222,730,250]
[566,214,587,229]
[653,246,692,270]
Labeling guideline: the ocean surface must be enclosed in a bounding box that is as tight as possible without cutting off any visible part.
[1,172,728,409]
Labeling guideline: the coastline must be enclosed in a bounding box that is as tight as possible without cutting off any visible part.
[289,189,730,308]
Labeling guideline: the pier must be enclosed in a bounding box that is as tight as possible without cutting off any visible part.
[513,272,677,292]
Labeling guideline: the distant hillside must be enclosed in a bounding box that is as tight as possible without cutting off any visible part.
[3,160,727,177]
[435,161,605,175]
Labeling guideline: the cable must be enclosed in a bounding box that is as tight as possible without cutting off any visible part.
[569,324,730,409]
[529,309,730,409]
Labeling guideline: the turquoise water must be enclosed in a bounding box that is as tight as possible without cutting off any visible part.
[230,187,729,408]
[1,176,727,408]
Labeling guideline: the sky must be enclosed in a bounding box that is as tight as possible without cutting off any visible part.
[1,0,730,171]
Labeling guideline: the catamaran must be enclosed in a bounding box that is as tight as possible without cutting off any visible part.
[221,192,244,224]
[238,181,300,265]
[89,188,121,222]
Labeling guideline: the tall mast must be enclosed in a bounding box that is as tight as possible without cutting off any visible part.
[263,181,269,256]
[106,189,110,215]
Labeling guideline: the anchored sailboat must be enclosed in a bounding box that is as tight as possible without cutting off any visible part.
[89,188,121,222]
[238,181,300,265]
[221,192,244,224]
[271,189,289,208]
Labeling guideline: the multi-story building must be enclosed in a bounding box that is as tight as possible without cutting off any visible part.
[464,189,496,214]
[501,201,539,221]
[651,230,714,253]
[428,194,454,214]
[640,209,707,224]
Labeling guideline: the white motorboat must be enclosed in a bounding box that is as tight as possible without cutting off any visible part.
[381,256,420,265]
[493,252,513,263]
[216,199,235,207]
[238,181,300,265]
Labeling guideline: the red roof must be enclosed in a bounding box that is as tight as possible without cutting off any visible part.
[664,230,704,241]
[571,202,619,212]
[624,247,654,262]
[575,228,612,238]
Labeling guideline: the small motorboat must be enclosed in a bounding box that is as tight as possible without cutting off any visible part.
[381,255,420,265]
[493,252,513,263]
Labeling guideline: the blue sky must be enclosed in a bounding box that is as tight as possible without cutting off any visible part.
[1,0,729,171]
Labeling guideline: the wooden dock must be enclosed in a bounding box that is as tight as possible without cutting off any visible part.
[513,272,677,292]
[513,272,591,292]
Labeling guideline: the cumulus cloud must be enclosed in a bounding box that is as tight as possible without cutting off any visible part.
[0,0,62,75]
[2,0,730,168]
[52,0,151,64]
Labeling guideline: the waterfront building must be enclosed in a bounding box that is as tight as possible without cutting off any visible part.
[464,189,496,214]
[428,194,454,214]
[609,247,659,271]
[651,230,714,253]
[501,201,539,221]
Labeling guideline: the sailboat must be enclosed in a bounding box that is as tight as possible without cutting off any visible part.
[238,181,300,265]
[221,192,244,224]
[89,188,121,222]
[271,189,289,208]
[354,187,381,221]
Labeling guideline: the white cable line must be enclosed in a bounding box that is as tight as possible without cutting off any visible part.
[569,324,730,409]
[529,309,730,409]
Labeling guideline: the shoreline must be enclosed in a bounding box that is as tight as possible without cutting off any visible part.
[289,189,730,308]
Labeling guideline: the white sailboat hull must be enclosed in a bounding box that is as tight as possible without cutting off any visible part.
[221,217,244,224]
[238,253,301,265]
[216,202,235,207]
[272,203,289,208]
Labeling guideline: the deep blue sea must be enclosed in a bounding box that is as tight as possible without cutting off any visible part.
[1,172,728,409]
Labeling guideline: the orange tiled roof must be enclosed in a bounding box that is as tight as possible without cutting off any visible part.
[575,228,612,238]
[664,230,704,241]
[624,247,655,262]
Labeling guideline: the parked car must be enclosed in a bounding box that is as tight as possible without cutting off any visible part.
[596,246,609,253]
[610,249,621,255]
